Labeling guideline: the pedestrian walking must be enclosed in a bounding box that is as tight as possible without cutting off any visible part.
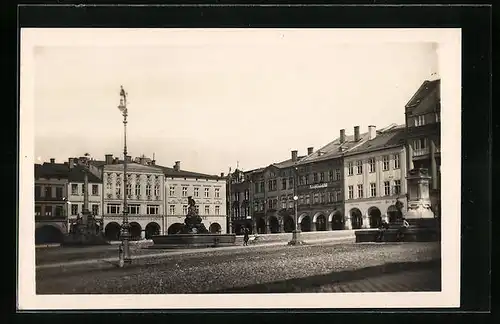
[396,218,410,241]
[243,227,250,246]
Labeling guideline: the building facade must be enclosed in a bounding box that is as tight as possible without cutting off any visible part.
[162,161,227,235]
[228,169,252,234]
[343,125,408,229]
[404,78,441,218]
[99,154,165,241]
[34,159,69,244]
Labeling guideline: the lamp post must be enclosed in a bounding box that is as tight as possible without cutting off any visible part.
[118,86,131,266]
[289,165,303,245]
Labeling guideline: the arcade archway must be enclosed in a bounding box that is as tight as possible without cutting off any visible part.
[209,222,221,233]
[145,222,161,239]
[167,223,183,234]
[283,215,295,233]
[299,214,312,232]
[256,217,266,234]
[35,225,64,244]
[330,211,344,230]
[268,216,280,233]
[129,222,142,240]
[387,205,400,224]
[349,208,363,229]
[315,214,327,231]
[104,222,121,241]
[368,207,382,228]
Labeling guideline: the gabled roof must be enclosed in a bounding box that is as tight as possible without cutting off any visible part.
[405,79,440,113]
[344,125,406,156]
[299,133,369,164]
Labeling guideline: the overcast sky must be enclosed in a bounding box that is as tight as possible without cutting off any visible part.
[33,29,439,175]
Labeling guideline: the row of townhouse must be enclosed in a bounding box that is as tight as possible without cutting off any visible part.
[34,155,227,244]
[228,78,441,234]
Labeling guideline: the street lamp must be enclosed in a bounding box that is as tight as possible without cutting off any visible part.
[288,165,303,245]
[118,85,131,266]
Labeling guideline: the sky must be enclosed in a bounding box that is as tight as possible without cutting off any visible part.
[32,29,439,175]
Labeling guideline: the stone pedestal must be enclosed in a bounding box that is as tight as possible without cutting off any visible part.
[406,168,435,221]
[288,230,305,246]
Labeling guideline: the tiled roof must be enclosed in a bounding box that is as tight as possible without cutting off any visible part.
[405,79,440,110]
[68,165,102,183]
[35,163,70,179]
[344,125,406,156]
[156,165,223,180]
[299,133,370,164]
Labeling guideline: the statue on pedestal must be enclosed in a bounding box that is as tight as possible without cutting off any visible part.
[180,196,209,234]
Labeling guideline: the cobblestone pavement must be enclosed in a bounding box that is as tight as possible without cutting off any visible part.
[36,242,440,294]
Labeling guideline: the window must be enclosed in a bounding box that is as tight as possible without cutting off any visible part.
[169,205,176,215]
[369,158,376,173]
[356,161,363,174]
[205,205,210,215]
[106,182,112,193]
[215,206,220,215]
[394,180,401,195]
[268,180,273,191]
[44,206,52,216]
[268,200,273,210]
[329,170,334,182]
[195,205,200,214]
[92,184,98,196]
[255,182,259,193]
[414,138,427,150]
[370,183,377,197]
[335,169,341,180]
[313,173,318,183]
[146,184,152,196]
[154,185,160,197]
[288,197,293,208]
[282,179,287,190]
[215,188,220,198]
[147,205,159,215]
[273,180,277,190]
[314,193,319,204]
[259,182,264,192]
[254,201,259,211]
[204,187,210,198]
[169,186,176,196]
[304,175,309,185]
[357,184,363,198]
[71,204,78,215]
[35,205,41,216]
[115,183,121,197]
[55,187,63,199]
[348,162,354,176]
[182,205,188,215]
[135,184,141,197]
[348,186,354,199]
[329,192,334,202]
[321,172,326,182]
[129,204,140,214]
[415,115,425,126]
[126,183,132,196]
[194,187,199,197]
[289,177,294,187]
[180,186,187,197]
[55,206,63,217]
[335,191,341,202]
[299,176,304,186]
[305,195,310,204]
[299,196,304,205]
[394,154,400,169]
[320,192,326,203]
[382,156,390,171]
[384,181,391,196]
[107,204,120,215]
[92,204,99,215]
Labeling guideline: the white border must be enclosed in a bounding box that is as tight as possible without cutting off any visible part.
[18,28,461,310]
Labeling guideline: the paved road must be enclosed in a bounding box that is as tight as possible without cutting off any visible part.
[36,242,441,294]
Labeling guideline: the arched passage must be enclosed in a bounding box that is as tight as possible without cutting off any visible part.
[105,222,121,241]
[283,215,295,233]
[387,205,401,224]
[349,208,363,230]
[35,225,64,244]
[368,207,382,228]
[129,222,142,240]
[168,223,183,234]
[329,211,344,230]
[256,217,266,234]
[268,216,280,233]
[145,222,161,239]
[314,213,327,231]
[209,222,221,233]
[299,214,312,232]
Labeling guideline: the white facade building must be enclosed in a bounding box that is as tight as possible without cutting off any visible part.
[67,164,103,224]
[343,125,408,229]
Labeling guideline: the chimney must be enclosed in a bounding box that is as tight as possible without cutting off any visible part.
[368,125,377,140]
[220,172,225,178]
[307,147,314,155]
[151,160,156,166]
[354,126,360,141]
[291,150,298,162]
[50,158,55,164]
[174,161,181,171]
[105,154,113,165]
[68,157,74,169]
[340,129,346,144]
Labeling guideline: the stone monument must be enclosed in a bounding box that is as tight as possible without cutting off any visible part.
[406,168,436,226]
[178,196,209,234]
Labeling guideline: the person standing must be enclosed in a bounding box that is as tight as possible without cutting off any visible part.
[243,227,250,246]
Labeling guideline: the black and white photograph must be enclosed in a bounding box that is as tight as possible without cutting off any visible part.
[18,28,461,309]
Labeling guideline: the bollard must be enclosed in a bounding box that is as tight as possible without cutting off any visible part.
[118,243,125,268]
